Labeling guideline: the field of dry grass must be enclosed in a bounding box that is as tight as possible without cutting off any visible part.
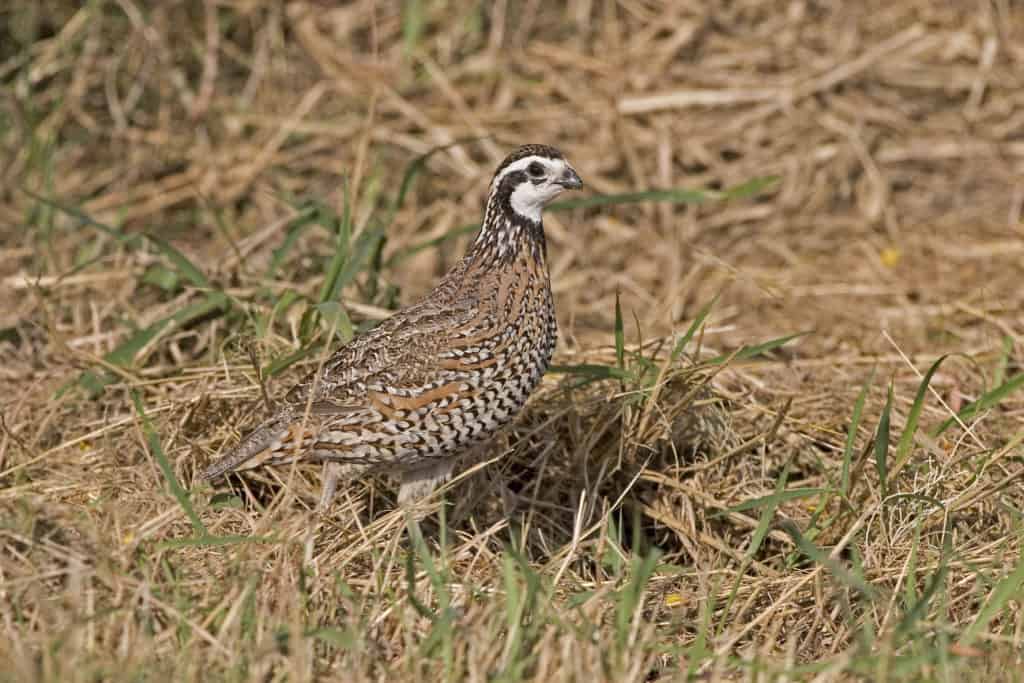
[3,1,1024,681]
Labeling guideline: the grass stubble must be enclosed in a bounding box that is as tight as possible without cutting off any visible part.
[2,1,1024,681]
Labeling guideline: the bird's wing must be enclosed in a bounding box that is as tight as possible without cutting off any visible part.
[202,298,478,479]
[281,298,476,410]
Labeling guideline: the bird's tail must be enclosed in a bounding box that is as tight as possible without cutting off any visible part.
[201,415,298,480]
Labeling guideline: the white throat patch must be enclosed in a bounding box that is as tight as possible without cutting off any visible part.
[509,181,562,222]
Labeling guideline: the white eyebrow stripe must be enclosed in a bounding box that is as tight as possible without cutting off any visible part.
[490,155,566,189]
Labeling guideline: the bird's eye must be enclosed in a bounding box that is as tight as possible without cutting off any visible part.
[527,161,545,177]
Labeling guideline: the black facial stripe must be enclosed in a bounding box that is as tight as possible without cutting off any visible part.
[497,169,529,197]
[490,169,543,228]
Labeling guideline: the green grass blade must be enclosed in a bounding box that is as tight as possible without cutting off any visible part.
[25,191,216,290]
[405,515,455,666]
[547,363,631,381]
[333,225,386,298]
[385,223,478,268]
[263,344,320,378]
[933,371,1024,436]
[498,545,545,675]
[305,626,360,650]
[403,517,437,620]
[119,292,228,366]
[315,200,352,306]
[141,264,179,292]
[685,577,717,676]
[994,335,1013,387]
[892,355,947,476]
[408,515,446,601]
[394,138,491,212]
[671,293,720,362]
[724,487,827,515]
[74,292,230,394]
[131,391,206,536]
[706,331,810,365]
[385,176,778,269]
[601,515,626,575]
[502,552,524,666]
[261,288,303,337]
[842,368,875,496]
[106,321,172,369]
[719,175,780,199]
[23,189,138,246]
[145,234,211,289]
[902,522,921,613]
[266,209,318,279]
[779,520,876,598]
[402,0,424,55]
[960,549,1024,646]
[744,464,790,558]
[549,176,777,212]
[550,188,707,211]
[614,291,625,372]
[315,301,354,344]
[614,549,662,654]
[875,382,893,499]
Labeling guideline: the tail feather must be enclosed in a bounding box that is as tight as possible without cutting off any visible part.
[202,416,293,480]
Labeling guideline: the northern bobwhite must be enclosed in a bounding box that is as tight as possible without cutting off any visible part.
[202,145,582,508]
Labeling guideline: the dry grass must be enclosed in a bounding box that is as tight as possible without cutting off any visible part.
[3,1,1024,681]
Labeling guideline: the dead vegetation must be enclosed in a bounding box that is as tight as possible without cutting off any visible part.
[2,1,1024,681]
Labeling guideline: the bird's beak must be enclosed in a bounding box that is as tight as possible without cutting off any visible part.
[557,166,583,190]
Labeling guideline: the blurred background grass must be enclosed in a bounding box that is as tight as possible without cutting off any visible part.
[2,1,1024,681]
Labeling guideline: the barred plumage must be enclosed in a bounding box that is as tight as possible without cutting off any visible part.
[202,144,582,508]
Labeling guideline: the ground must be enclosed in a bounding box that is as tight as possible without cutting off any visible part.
[2,2,1024,681]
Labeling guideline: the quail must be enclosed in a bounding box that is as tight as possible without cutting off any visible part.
[202,145,583,509]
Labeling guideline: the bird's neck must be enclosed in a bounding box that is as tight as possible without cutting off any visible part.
[468,200,548,268]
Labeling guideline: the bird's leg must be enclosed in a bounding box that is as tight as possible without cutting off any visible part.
[448,444,495,524]
[318,461,357,512]
[494,469,517,518]
[397,459,455,506]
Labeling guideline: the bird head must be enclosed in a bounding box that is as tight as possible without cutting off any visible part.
[488,145,583,224]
